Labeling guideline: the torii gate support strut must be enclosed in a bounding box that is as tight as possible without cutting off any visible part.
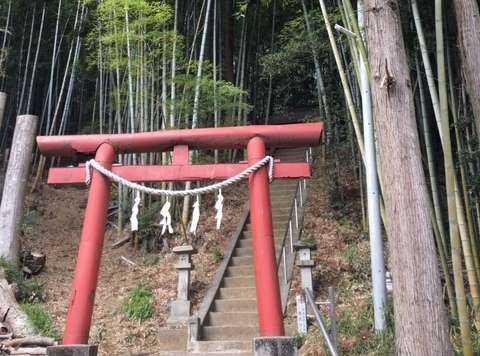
[36,123,323,347]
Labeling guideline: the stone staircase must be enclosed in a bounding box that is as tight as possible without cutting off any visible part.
[190,148,307,355]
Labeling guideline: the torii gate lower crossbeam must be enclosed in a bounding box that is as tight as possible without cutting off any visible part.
[36,123,323,346]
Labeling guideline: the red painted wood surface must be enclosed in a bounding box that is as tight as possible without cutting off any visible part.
[47,162,310,184]
[63,143,115,344]
[247,137,285,336]
[37,123,323,156]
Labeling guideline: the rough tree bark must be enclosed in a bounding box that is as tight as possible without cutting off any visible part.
[453,0,480,134]
[365,1,453,355]
[0,115,38,263]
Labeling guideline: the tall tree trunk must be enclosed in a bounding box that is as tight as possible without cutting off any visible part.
[223,0,234,83]
[301,0,328,124]
[365,1,452,355]
[18,5,36,114]
[416,56,455,318]
[437,1,474,354]
[170,0,178,129]
[0,0,12,91]
[25,4,45,115]
[264,0,276,124]
[182,0,213,226]
[453,0,480,134]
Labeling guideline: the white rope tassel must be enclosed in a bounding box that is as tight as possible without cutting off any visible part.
[189,195,201,235]
[215,189,224,230]
[130,191,141,232]
[159,199,173,235]
[85,160,92,185]
[84,156,274,196]
[268,157,274,183]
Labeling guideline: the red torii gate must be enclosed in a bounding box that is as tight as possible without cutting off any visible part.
[36,122,323,346]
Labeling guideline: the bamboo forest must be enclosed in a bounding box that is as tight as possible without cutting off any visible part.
[0,0,480,355]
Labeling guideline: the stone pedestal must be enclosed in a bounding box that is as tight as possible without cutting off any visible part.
[293,241,315,292]
[253,337,297,356]
[168,245,196,325]
[46,345,97,356]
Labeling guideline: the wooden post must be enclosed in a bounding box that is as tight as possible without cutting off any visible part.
[296,294,307,335]
[0,92,6,130]
[0,115,38,263]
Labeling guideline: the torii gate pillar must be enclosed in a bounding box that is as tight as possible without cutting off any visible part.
[63,143,115,344]
[247,137,284,335]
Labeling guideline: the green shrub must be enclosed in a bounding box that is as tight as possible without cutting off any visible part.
[344,244,370,280]
[293,333,306,348]
[0,257,23,283]
[123,286,155,321]
[337,302,395,355]
[21,303,58,339]
[212,247,223,263]
[0,257,44,302]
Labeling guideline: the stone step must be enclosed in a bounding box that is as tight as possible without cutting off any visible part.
[271,204,293,210]
[271,213,292,221]
[214,298,257,313]
[188,352,252,356]
[231,255,252,266]
[190,340,252,353]
[226,265,253,277]
[240,230,284,239]
[273,215,291,223]
[222,276,255,288]
[237,238,285,248]
[233,246,253,256]
[206,311,258,326]
[269,188,298,194]
[276,155,306,160]
[245,224,289,232]
[271,187,298,194]
[157,328,188,351]
[202,326,258,341]
[233,245,284,258]
[271,181,300,188]
[271,208,292,215]
[270,196,297,203]
[218,286,256,299]
[276,151,307,157]
[270,199,297,206]
[237,239,251,248]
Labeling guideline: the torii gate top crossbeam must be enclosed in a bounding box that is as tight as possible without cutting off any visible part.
[36,123,323,156]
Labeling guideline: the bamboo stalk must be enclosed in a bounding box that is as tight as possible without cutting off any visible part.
[436,1,473,353]
[416,56,455,317]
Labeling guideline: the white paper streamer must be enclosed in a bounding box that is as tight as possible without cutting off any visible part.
[189,196,201,234]
[215,189,224,230]
[130,191,141,232]
[159,199,173,235]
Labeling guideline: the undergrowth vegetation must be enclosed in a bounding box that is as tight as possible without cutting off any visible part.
[21,303,58,339]
[0,257,44,302]
[0,257,58,339]
[298,153,396,355]
[123,285,155,322]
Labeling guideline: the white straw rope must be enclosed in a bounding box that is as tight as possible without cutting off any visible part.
[85,156,274,197]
